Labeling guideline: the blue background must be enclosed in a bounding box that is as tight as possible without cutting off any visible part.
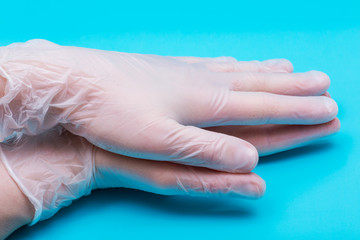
[2,0,360,239]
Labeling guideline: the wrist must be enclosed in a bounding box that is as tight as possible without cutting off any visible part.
[0,158,34,238]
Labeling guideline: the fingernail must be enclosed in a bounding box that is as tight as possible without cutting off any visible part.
[235,178,266,199]
[324,97,338,118]
[233,144,259,172]
[308,71,331,89]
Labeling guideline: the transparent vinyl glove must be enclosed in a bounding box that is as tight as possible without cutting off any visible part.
[0,40,338,173]
[1,118,339,225]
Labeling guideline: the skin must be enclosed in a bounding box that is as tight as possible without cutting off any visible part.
[0,117,340,239]
[0,160,34,239]
[0,40,338,174]
[0,55,340,238]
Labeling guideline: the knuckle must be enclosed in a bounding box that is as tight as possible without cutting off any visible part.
[208,135,227,165]
[251,72,266,90]
[207,88,230,119]
[162,125,220,167]
[196,175,231,195]
[175,167,212,195]
[229,74,246,91]
[259,93,274,124]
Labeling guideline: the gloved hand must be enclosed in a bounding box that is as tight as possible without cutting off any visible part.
[1,117,339,226]
[0,40,338,173]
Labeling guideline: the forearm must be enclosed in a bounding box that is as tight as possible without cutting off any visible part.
[0,159,34,239]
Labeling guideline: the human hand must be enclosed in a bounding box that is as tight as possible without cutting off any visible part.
[205,117,340,156]
[0,40,337,174]
[0,155,34,239]
[1,114,339,228]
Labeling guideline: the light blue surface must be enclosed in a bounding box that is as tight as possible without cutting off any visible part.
[2,0,360,239]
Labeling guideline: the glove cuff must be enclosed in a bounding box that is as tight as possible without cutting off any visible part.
[0,127,95,225]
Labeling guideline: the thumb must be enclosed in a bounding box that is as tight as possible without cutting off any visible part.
[132,119,259,173]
